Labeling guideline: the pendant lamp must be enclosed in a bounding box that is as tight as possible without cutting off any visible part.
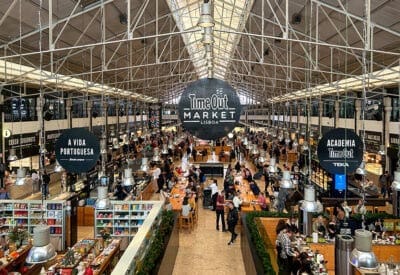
[26,225,57,264]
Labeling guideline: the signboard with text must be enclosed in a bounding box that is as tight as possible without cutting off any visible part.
[178,78,241,140]
[55,128,100,173]
[317,128,363,174]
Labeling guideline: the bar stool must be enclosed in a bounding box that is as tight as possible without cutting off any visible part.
[179,212,193,232]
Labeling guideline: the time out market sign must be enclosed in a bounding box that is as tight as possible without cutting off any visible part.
[317,128,363,174]
[55,128,100,173]
[178,78,241,140]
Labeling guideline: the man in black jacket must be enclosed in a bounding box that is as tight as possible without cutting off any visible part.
[227,201,239,245]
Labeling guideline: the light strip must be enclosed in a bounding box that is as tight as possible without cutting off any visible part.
[0,60,158,103]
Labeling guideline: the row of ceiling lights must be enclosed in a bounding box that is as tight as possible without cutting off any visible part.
[198,1,214,78]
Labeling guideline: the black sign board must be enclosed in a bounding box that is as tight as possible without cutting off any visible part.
[7,133,37,149]
[178,78,241,140]
[317,128,363,174]
[359,130,381,153]
[390,134,400,148]
[55,128,100,173]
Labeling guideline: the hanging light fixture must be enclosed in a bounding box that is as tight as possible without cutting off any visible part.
[280,171,293,189]
[161,144,169,155]
[251,145,259,155]
[15,168,26,185]
[377,145,385,155]
[140,158,149,172]
[26,225,57,264]
[7,148,18,161]
[153,147,161,162]
[268,157,278,173]
[349,229,378,269]
[197,1,214,28]
[112,138,119,149]
[202,27,214,44]
[299,185,319,212]
[100,139,107,154]
[355,161,367,176]
[95,186,111,210]
[54,160,64,173]
[122,168,134,187]
[258,149,266,164]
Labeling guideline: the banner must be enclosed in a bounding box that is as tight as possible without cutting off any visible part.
[317,128,363,174]
[55,128,100,173]
[178,78,241,140]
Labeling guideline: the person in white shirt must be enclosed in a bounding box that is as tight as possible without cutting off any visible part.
[209,179,219,211]
[181,197,192,217]
[151,163,161,192]
[232,191,242,209]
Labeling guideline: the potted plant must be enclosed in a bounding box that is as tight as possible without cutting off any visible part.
[99,228,111,248]
[8,226,28,248]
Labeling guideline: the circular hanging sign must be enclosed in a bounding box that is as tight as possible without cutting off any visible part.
[317,128,363,174]
[178,78,241,140]
[55,128,100,173]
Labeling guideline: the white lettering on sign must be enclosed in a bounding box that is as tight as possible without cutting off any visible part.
[326,139,356,147]
[328,148,354,158]
[67,139,87,146]
[8,136,36,146]
[333,163,349,167]
[189,92,229,110]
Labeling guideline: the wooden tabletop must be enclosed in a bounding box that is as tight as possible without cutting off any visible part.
[234,176,269,212]
[170,184,187,212]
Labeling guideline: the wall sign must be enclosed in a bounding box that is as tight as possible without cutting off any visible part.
[389,134,400,148]
[178,78,241,140]
[55,128,100,173]
[317,128,363,174]
[359,130,381,153]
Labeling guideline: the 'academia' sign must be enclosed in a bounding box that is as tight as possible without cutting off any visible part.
[178,78,241,140]
[317,128,363,174]
[55,128,100,173]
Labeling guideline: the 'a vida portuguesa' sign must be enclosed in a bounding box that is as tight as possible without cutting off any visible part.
[55,128,100,173]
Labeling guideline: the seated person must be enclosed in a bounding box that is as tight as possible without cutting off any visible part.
[181,197,192,217]
[327,216,338,239]
[312,215,327,236]
[249,181,261,196]
[257,192,268,211]
[286,216,299,234]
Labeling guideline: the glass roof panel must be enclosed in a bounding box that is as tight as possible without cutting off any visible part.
[167,0,253,79]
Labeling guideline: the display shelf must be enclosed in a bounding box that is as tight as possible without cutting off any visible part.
[111,201,163,275]
[0,199,66,251]
[94,201,155,244]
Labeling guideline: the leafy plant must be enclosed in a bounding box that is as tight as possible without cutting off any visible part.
[246,211,290,275]
[136,210,174,275]
[8,226,28,246]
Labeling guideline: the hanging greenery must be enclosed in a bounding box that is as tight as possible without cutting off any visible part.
[135,210,174,275]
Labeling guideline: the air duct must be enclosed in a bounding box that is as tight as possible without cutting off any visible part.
[26,226,57,264]
[349,229,378,269]
[95,186,111,210]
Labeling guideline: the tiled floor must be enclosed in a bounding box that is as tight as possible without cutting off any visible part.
[172,179,246,275]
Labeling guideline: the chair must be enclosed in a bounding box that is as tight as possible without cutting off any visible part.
[179,212,193,232]
[191,201,199,226]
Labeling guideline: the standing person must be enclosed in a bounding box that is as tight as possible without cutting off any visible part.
[232,191,242,210]
[209,179,219,211]
[42,170,51,199]
[379,171,389,198]
[0,160,4,189]
[151,163,161,193]
[277,227,298,275]
[263,164,270,193]
[227,201,239,245]
[215,190,226,231]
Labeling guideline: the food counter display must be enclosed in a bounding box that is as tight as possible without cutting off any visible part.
[51,238,120,274]
[258,217,400,275]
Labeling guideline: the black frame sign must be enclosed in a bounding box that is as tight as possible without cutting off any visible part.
[55,128,100,173]
[317,128,363,174]
[178,78,241,140]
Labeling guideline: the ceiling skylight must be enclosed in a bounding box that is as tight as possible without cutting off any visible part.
[167,0,253,80]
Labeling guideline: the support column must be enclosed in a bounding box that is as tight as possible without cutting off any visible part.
[66,99,72,129]
[384,97,392,172]
[334,100,341,129]
[87,100,93,132]
[116,100,120,139]
[289,104,292,130]
[141,103,145,132]
[125,101,129,135]
[133,100,137,133]
[297,104,300,129]
[102,102,108,139]
[355,99,361,134]
[0,95,4,163]
[318,100,323,137]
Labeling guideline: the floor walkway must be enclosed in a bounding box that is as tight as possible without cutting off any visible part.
[171,193,246,275]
